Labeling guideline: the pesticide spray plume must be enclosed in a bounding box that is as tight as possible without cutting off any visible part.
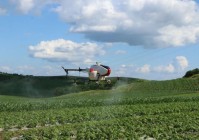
[99,77,130,105]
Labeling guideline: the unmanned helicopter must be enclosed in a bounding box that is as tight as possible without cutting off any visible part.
[62,62,111,84]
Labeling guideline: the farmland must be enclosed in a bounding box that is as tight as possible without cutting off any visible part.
[0,73,199,139]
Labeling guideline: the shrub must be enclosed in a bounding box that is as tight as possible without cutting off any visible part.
[183,68,199,78]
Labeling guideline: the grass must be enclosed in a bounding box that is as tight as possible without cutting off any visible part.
[1,91,199,139]
[0,73,199,139]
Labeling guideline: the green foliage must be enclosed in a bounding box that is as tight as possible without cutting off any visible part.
[0,72,140,97]
[183,68,199,78]
[1,93,199,139]
[1,73,199,139]
[125,78,199,96]
[0,74,94,97]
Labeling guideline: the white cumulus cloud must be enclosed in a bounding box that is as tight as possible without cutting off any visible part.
[154,64,175,73]
[29,39,105,64]
[53,0,199,48]
[136,64,151,73]
[153,55,188,73]
[115,56,188,78]
[155,25,199,47]
[175,56,189,70]
[10,0,35,14]
[10,0,55,14]
[7,0,199,48]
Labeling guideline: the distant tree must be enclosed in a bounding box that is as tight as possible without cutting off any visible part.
[183,68,199,78]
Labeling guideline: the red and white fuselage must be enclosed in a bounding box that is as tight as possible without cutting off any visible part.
[88,63,111,81]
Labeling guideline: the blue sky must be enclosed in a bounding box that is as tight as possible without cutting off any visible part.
[0,0,199,80]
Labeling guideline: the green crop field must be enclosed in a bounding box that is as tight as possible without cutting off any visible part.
[0,72,199,139]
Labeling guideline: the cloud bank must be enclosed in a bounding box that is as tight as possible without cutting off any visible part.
[54,0,199,48]
[9,0,55,14]
[139,56,189,73]
[8,0,199,48]
[116,56,189,76]
[29,39,105,64]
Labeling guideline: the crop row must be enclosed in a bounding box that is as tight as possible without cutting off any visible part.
[0,101,198,130]
[125,78,199,93]
[3,110,199,140]
[1,94,199,112]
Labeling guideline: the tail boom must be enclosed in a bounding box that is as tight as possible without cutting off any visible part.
[62,66,86,75]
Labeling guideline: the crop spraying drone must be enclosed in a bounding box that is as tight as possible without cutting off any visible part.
[62,62,111,84]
